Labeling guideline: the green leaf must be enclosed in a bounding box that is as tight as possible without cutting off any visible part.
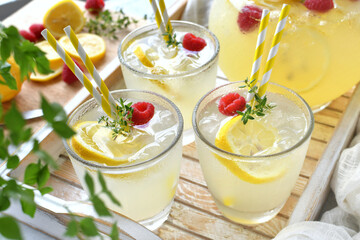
[65,219,79,237]
[37,165,50,188]
[0,177,6,186]
[104,190,121,207]
[34,55,52,75]
[0,62,17,90]
[41,95,66,123]
[79,217,98,237]
[7,155,19,169]
[24,163,40,185]
[110,222,119,240]
[4,103,25,132]
[0,194,10,211]
[0,38,11,61]
[98,171,107,191]
[91,195,111,217]
[34,150,57,169]
[39,186,53,195]
[0,216,22,240]
[0,146,8,160]
[84,172,95,196]
[20,189,36,218]
[51,121,76,139]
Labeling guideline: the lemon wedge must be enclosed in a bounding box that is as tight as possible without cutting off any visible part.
[71,121,154,166]
[59,33,106,63]
[133,46,154,68]
[43,0,85,38]
[35,41,63,69]
[215,115,285,184]
[30,66,63,82]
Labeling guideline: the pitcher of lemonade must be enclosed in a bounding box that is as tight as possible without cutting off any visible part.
[209,0,360,111]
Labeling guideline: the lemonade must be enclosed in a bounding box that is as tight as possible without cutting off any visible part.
[63,90,183,230]
[118,21,219,131]
[193,82,314,224]
[209,0,360,110]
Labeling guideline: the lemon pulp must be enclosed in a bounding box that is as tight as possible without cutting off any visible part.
[71,121,155,166]
[214,115,286,184]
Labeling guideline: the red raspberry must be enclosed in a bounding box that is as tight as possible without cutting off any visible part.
[237,5,262,33]
[85,0,105,14]
[19,30,37,43]
[62,60,83,84]
[29,24,45,40]
[304,0,334,12]
[131,102,155,125]
[182,33,207,51]
[218,93,246,116]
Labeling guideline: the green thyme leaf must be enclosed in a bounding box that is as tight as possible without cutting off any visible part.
[163,25,181,47]
[0,216,22,240]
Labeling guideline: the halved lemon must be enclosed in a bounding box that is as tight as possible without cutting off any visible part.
[71,121,153,166]
[35,41,63,69]
[59,33,106,63]
[30,66,63,82]
[43,0,85,38]
[133,46,154,68]
[214,115,285,184]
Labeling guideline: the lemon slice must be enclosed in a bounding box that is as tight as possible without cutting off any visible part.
[35,41,63,69]
[59,33,106,63]
[30,66,63,82]
[71,121,154,166]
[215,115,285,184]
[43,0,85,38]
[133,46,154,68]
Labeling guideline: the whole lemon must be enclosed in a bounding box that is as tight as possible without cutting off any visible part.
[0,57,25,103]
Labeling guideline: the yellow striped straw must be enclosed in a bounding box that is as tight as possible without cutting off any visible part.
[258,4,291,97]
[246,9,270,102]
[41,29,116,119]
[149,0,172,42]
[63,26,117,110]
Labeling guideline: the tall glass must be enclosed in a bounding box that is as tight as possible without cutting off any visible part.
[118,21,219,139]
[209,0,360,111]
[63,90,183,230]
[193,82,314,225]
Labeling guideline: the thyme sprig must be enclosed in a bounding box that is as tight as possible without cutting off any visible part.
[163,25,181,47]
[98,98,134,140]
[237,78,275,124]
[85,9,138,40]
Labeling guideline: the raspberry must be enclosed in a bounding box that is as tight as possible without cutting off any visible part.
[19,30,37,43]
[237,5,262,33]
[85,0,105,14]
[182,33,207,51]
[304,0,334,12]
[131,102,155,125]
[62,60,83,84]
[29,24,45,40]
[218,93,246,116]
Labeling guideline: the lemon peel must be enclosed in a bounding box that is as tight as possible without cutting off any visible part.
[133,46,154,68]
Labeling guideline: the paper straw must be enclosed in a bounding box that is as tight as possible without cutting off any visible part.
[149,0,172,42]
[41,29,115,119]
[258,4,290,97]
[246,9,270,102]
[63,26,117,110]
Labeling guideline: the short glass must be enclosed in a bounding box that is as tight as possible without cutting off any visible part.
[63,90,183,230]
[193,82,314,225]
[118,20,219,139]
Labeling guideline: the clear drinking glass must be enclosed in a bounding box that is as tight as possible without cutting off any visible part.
[193,81,314,225]
[118,20,219,143]
[63,89,183,230]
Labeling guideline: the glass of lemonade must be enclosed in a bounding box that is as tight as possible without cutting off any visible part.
[118,21,219,137]
[63,89,183,230]
[209,0,360,111]
[193,81,314,225]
